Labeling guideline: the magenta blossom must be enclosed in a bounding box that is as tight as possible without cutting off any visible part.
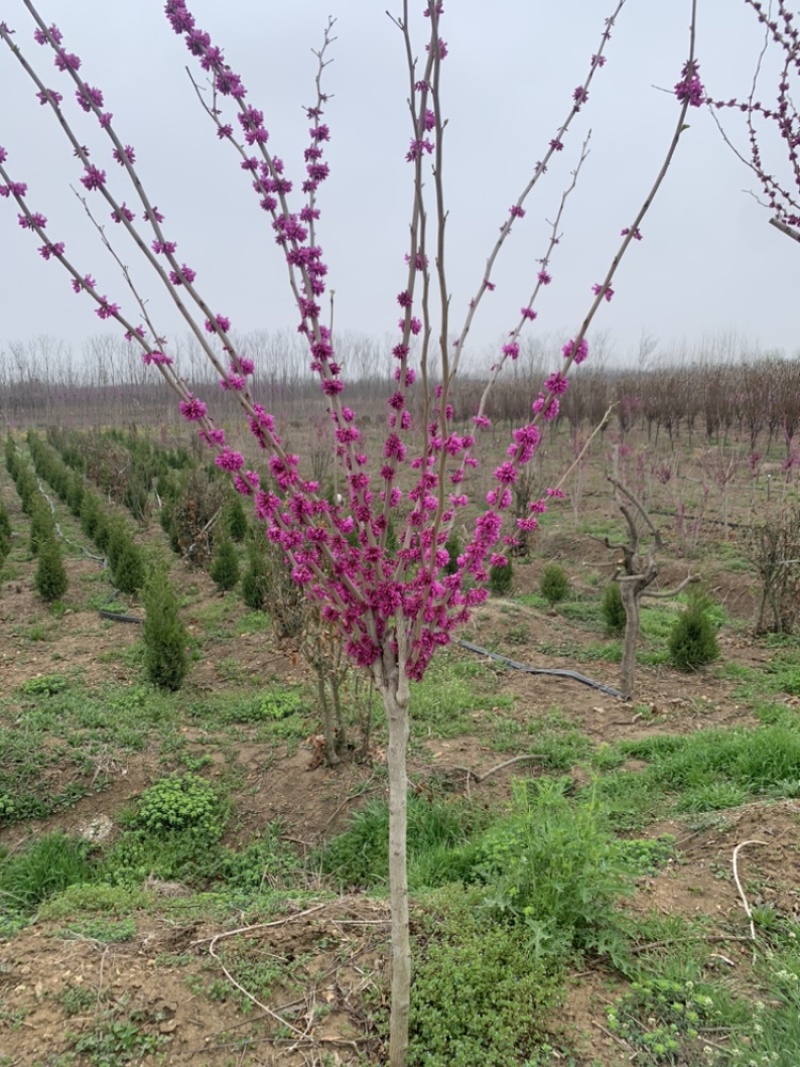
[561,337,589,364]
[179,396,207,421]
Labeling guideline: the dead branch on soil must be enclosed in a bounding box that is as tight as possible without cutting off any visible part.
[454,755,550,798]
[207,931,308,1039]
[190,902,328,947]
[732,839,768,943]
[630,933,752,954]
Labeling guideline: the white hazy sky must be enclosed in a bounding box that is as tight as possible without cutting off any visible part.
[1,0,797,372]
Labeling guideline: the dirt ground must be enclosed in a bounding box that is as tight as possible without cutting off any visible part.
[1,458,800,1065]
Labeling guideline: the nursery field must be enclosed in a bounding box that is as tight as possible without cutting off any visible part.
[1,415,800,1067]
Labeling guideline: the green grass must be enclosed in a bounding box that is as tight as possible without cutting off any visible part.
[407,886,561,1067]
[409,652,514,738]
[0,680,184,825]
[318,793,486,891]
[590,721,800,828]
[490,711,593,769]
[0,833,93,922]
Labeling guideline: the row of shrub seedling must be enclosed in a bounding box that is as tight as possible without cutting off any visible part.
[26,431,145,596]
[41,425,266,617]
[5,435,68,601]
[46,425,192,523]
[0,482,13,572]
[27,431,190,690]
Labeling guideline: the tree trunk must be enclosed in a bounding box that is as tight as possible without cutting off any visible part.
[316,670,339,765]
[382,680,411,1067]
[620,580,640,700]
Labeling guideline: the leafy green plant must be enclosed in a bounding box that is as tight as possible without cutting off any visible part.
[488,557,513,596]
[141,563,188,690]
[606,977,722,1063]
[56,983,97,1016]
[34,536,68,601]
[601,581,626,635]
[110,538,145,596]
[134,772,226,838]
[251,687,306,720]
[443,530,461,576]
[241,528,270,611]
[477,777,630,961]
[20,673,69,696]
[209,536,240,591]
[226,496,249,542]
[69,1008,170,1065]
[667,592,719,671]
[407,887,559,1067]
[539,563,570,607]
[218,825,300,890]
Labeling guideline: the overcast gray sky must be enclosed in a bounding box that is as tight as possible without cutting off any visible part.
[1,0,797,373]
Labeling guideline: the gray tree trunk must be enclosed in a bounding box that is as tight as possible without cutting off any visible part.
[381,678,411,1067]
[620,579,641,699]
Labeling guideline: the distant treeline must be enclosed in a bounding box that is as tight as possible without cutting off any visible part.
[2,331,799,451]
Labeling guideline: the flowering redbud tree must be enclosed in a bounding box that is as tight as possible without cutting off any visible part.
[709,0,800,247]
[0,2,701,1062]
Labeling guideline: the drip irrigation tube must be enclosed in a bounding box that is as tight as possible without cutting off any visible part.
[457,639,624,699]
[98,610,143,624]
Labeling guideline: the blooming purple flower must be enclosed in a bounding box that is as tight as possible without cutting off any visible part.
[142,350,174,366]
[561,338,589,364]
[406,138,434,162]
[204,314,231,333]
[151,239,177,255]
[215,449,245,472]
[95,296,120,320]
[112,145,136,166]
[36,88,63,106]
[38,241,64,260]
[544,372,569,396]
[71,273,96,294]
[179,396,207,421]
[520,306,538,321]
[75,85,104,112]
[111,204,135,224]
[537,269,551,285]
[674,61,704,107]
[54,50,81,72]
[493,462,517,486]
[169,263,197,286]
[80,165,106,191]
[592,282,614,302]
[33,24,62,46]
[502,341,520,360]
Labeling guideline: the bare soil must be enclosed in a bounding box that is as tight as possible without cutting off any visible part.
[1,446,799,1065]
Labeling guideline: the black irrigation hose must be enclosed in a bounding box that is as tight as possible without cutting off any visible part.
[648,508,747,531]
[457,639,625,700]
[98,610,143,624]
